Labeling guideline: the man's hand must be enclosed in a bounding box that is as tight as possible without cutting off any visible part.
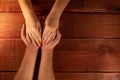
[25,13,42,47]
[21,24,39,50]
[42,16,59,45]
[42,29,61,50]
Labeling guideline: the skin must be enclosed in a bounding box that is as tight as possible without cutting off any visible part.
[42,0,70,45]
[18,0,70,46]
[18,0,42,47]
[14,25,61,80]
[14,24,39,80]
[39,30,61,80]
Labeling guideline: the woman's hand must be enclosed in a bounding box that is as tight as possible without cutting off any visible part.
[42,16,59,45]
[21,24,39,50]
[42,30,61,50]
[25,13,42,47]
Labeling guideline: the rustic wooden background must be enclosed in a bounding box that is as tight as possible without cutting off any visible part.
[0,0,120,80]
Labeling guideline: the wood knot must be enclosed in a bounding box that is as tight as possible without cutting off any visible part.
[99,45,114,55]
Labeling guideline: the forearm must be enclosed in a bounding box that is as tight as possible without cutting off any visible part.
[38,49,55,80]
[49,0,70,18]
[14,47,38,80]
[18,0,35,19]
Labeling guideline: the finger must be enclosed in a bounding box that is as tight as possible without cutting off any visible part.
[29,33,39,47]
[31,27,42,44]
[42,27,54,40]
[29,25,41,43]
[49,33,56,42]
[34,28,42,41]
[26,33,32,43]
[42,29,48,40]
[49,30,61,47]
[21,24,25,40]
[32,33,41,47]
[42,28,55,42]
[32,31,41,46]
[42,31,52,44]
[21,24,28,45]
[45,31,56,45]
[53,30,62,43]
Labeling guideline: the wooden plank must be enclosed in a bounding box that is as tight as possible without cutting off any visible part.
[53,51,120,72]
[55,73,96,80]
[14,39,120,56]
[0,13,24,39]
[0,39,14,52]
[0,55,15,71]
[0,0,20,12]
[14,39,25,70]
[0,72,15,80]
[66,0,120,13]
[14,39,120,72]
[0,13,120,39]
[0,0,119,13]
[0,39,15,71]
[0,72,119,80]
[56,39,120,51]
[95,73,120,80]
[14,39,25,57]
[55,73,120,80]
[60,13,120,39]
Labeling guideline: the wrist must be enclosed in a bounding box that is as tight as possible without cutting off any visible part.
[47,13,60,21]
[41,49,54,58]
[26,46,39,52]
[23,11,37,20]
[42,48,53,54]
[45,15,59,27]
[42,48,53,52]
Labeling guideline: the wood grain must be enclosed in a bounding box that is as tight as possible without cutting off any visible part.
[0,0,120,79]
[60,13,120,39]
[0,39,14,53]
[55,73,96,80]
[55,73,120,80]
[0,0,119,13]
[53,51,120,72]
[0,72,15,80]
[0,13,24,39]
[14,39,120,72]
[0,13,120,39]
[0,72,119,80]
[0,56,15,71]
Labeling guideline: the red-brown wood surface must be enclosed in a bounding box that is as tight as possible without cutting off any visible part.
[0,0,120,79]
[14,39,120,72]
[0,13,120,39]
[0,0,120,13]
[0,72,120,80]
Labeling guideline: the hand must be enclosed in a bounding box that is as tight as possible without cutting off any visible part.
[21,24,39,50]
[25,13,42,47]
[42,30,61,50]
[42,16,59,45]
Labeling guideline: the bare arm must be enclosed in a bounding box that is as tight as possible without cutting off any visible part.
[14,47,38,80]
[42,0,70,45]
[18,0,34,18]
[38,30,62,80]
[47,0,71,20]
[39,50,55,80]
[14,25,39,80]
[18,0,42,47]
